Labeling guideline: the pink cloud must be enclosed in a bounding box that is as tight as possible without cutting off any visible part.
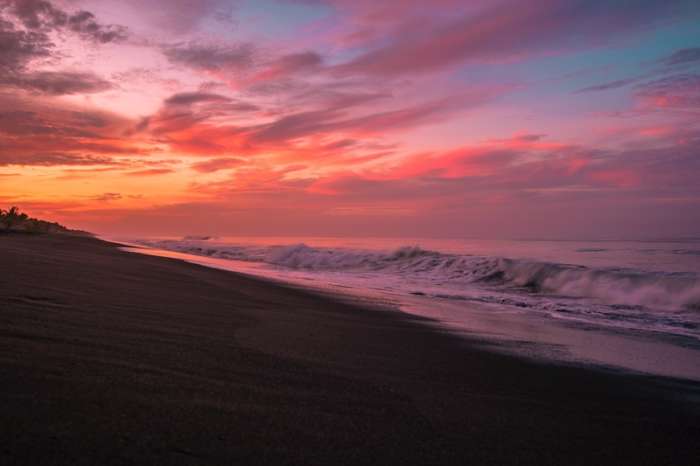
[122,0,232,34]
[635,74,700,110]
[304,130,700,204]
[190,157,244,173]
[0,92,150,167]
[4,0,700,239]
[330,0,698,76]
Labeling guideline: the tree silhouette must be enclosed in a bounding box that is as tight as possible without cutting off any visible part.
[3,206,21,230]
[0,206,71,233]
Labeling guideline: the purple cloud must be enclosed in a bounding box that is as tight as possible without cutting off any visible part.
[0,15,53,71]
[123,0,233,34]
[662,47,700,67]
[4,0,128,43]
[164,92,231,106]
[331,0,700,77]
[0,1,123,98]
[635,73,700,109]
[163,42,256,72]
[576,78,640,93]
[4,70,113,95]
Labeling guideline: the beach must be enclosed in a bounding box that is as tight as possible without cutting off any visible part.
[2,233,699,465]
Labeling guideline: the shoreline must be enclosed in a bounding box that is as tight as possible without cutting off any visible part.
[120,240,700,382]
[2,233,699,465]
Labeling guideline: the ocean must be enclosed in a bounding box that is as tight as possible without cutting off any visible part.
[118,235,700,379]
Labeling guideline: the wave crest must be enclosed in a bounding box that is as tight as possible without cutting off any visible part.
[134,238,700,311]
[497,259,700,310]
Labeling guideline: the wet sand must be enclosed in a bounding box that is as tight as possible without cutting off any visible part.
[122,244,700,381]
[1,233,699,465]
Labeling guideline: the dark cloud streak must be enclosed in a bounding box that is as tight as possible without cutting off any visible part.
[0,0,125,96]
[662,47,700,67]
[3,0,128,43]
[3,70,113,95]
[163,42,256,72]
[0,152,117,166]
[576,78,639,93]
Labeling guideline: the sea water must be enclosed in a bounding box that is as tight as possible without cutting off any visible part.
[119,236,700,379]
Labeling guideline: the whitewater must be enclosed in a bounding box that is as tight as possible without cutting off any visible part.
[130,236,700,343]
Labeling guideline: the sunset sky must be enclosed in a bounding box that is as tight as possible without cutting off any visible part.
[1,0,699,238]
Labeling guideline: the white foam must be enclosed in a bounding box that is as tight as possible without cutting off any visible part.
[133,238,700,340]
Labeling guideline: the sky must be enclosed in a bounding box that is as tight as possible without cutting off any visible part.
[1,0,699,239]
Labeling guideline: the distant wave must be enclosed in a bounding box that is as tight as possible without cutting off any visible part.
[136,239,700,312]
[673,249,700,256]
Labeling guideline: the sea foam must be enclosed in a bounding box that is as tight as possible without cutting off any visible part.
[136,239,700,313]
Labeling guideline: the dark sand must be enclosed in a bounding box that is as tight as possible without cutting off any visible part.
[2,234,699,465]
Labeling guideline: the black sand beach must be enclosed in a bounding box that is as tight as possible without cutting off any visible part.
[2,234,699,465]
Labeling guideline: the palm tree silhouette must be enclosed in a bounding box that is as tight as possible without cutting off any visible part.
[1,207,29,231]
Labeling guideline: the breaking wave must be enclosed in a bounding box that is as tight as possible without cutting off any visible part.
[136,239,700,312]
